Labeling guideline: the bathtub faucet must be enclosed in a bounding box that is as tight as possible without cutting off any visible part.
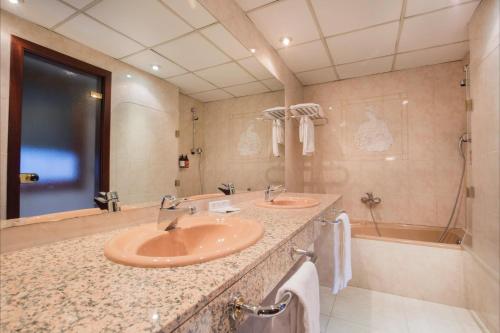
[361,192,381,207]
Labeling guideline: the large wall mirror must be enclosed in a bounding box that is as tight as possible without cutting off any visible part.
[1,3,285,220]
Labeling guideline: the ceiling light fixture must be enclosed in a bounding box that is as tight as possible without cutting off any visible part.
[280,37,292,47]
[9,0,21,4]
[126,74,132,78]
[151,65,160,71]
[250,48,256,54]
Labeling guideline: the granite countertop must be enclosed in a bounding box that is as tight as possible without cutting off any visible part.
[0,193,340,332]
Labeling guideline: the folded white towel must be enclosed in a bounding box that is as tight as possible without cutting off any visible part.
[275,261,320,333]
[272,119,284,157]
[332,213,352,294]
[300,116,315,156]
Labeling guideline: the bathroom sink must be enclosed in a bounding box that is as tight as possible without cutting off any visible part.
[255,197,320,209]
[104,215,264,268]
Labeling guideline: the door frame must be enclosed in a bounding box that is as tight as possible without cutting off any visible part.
[6,36,111,219]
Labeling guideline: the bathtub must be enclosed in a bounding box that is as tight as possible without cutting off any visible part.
[351,221,465,248]
[315,219,467,307]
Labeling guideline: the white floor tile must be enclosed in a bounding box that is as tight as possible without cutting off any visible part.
[320,286,336,315]
[323,287,482,333]
[320,314,330,333]
[326,317,373,333]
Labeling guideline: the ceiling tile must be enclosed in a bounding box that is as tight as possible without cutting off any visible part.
[406,0,477,16]
[235,0,276,11]
[247,0,320,48]
[0,0,75,28]
[278,40,330,72]
[201,23,251,59]
[55,14,143,58]
[261,78,284,91]
[63,0,94,9]
[336,56,393,79]
[311,0,403,36]
[296,67,338,85]
[398,2,478,52]
[195,62,255,87]
[238,57,274,80]
[395,42,469,70]
[224,81,270,97]
[166,73,216,94]
[86,0,192,47]
[190,89,233,102]
[121,50,186,78]
[161,0,216,28]
[327,22,399,65]
[154,33,230,71]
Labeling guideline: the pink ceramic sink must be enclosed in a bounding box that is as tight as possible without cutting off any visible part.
[255,197,320,209]
[104,215,264,268]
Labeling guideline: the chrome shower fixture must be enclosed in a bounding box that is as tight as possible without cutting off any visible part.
[361,192,381,207]
[191,107,199,121]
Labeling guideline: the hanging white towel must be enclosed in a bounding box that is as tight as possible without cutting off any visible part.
[300,116,315,156]
[275,261,320,333]
[332,213,352,294]
[272,119,284,157]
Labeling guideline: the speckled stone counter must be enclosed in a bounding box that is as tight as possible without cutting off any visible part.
[0,193,341,332]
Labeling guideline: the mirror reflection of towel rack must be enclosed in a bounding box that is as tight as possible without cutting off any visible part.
[256,104,328,126]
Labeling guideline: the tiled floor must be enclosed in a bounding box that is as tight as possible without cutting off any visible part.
[319,286,483,333]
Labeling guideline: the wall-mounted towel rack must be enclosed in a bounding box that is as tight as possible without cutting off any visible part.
[228,247,316,320]
[289,103,328,125]
[257,106,286,121]
[319,208,346,226]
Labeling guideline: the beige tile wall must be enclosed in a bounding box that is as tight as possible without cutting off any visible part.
[0,11,180,217]
[303,62,467,228]
[177,94,205,198]
[200,91,285,194]
[465,0,499,331]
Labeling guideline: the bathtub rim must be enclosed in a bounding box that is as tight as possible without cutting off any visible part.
[350,221,464,250]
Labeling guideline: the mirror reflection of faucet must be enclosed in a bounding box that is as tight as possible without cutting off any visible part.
[158,195,196,231]
[94,191,121,212]
[218,183,236,195]
[264,184,286,202]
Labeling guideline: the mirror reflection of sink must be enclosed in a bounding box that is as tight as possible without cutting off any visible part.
[255,197,320,209]
[185,193,225,201]
[104,215,264,268]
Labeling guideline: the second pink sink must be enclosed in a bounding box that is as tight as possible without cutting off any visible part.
[255,197,320,209]
[104,215,264,268]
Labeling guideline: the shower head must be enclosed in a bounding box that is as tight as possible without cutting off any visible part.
[191,107,199,121]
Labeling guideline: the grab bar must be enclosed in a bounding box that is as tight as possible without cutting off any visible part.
[228,248,316,320]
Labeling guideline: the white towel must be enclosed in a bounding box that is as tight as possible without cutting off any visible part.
[272,119,284,157]
[299,116,315,155]
[275,261,320,333]
[332,213,352,294]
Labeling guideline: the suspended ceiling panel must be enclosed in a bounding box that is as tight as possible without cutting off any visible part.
[2,0,281,102]
[242,0,478,85]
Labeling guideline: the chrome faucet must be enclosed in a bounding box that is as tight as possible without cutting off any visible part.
[360,192,381,207]
[158,195,196,231]
[94,191,120,212]
[264,185,286,202]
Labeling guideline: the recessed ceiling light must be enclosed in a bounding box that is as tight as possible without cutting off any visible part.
[151,65,160,71]
[280,37,292,47]
[9,0,21,4]
[126,74,132,78]
[250,48,256,54]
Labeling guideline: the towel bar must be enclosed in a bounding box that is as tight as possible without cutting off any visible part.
[320,209,346,226]
[228,248,316,320]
